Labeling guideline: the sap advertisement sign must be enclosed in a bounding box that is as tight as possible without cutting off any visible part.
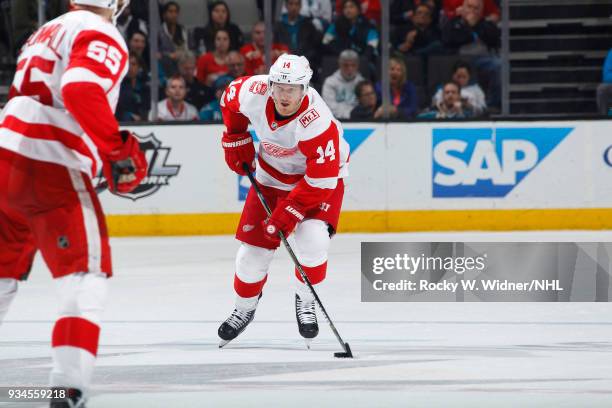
[432,127,573,198]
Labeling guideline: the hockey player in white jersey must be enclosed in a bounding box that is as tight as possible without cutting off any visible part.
[218,54,349,347]
[0,1,147,407]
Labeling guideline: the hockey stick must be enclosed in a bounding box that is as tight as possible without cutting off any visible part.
[242,163,353,358]
[94,182,108,194]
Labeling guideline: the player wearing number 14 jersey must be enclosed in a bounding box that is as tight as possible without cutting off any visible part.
[218,54,350,348]
[0,1,147,407]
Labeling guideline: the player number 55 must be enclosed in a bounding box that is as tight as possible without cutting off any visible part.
[86,40,122,75]
[316,140,336,164]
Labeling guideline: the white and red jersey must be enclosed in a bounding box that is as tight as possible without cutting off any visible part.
[0,10,129,177]
[221,75,349,210]
[152,99,199,122]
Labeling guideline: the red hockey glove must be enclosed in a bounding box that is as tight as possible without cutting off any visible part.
[222,131,255,175]
[102,130,148,194]
[262,199,305,243]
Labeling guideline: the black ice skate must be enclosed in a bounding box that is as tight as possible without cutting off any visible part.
[218,294,261,348]
[295,294,318,349]
[49,388,86,408]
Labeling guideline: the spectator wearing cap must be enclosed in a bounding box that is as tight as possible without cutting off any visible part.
[597,48,612,116]
[432,60,486,115]
[196,28,230,87]
[241,21,289,75]
[201,0,243,52]
[418,81,474,118]
[393,3,442,56]
[151,75,199,121]
[375,55,418,119]
[323,0,379,59]
[322,49,364,119]
[199,77,232,121]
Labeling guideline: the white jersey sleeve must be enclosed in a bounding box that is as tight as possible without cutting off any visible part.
[0,10,129,177]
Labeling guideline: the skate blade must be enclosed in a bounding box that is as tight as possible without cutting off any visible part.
[219,339,231,348]
[304,339,312,350]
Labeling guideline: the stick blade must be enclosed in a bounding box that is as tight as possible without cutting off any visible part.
[334,343,353,358]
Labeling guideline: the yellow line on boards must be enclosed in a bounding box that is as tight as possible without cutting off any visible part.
[106,208,612,236]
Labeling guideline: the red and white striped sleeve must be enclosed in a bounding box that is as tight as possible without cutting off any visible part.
[287,120,341,210]
[220,76,252,134]
[60,29,128,157]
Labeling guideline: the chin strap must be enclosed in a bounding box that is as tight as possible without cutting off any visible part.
[112,0,130,24]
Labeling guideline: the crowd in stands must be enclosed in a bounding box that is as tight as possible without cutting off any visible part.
[0,0,508,121]
[116,0,503,122]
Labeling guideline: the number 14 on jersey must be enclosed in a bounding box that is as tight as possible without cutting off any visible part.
[316,140,336,164]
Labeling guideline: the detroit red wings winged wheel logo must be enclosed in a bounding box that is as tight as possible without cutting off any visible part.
[249,81,268,95]
[261,141,299,158]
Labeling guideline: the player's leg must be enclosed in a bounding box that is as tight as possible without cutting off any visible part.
[0,210,36,324]
[234,243,275,310]
[234,183,282,305]
[22,162,112,402]
[217,243,275,345]
[50,271,107,394]
[292,219,331,341]
[291,179,345,341]
[0,150,37,325]
[293,219,332,299]
[219,183,280,345]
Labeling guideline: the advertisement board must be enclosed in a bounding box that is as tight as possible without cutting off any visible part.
[101,120,612,235]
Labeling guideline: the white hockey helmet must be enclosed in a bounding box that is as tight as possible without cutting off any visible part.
[71,0,130,23]
[268,54,313,93]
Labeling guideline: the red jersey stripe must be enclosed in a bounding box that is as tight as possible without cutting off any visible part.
[1,114,98,174]
[257,155,304,185]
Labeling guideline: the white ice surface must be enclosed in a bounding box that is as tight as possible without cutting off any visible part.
[1,231,612,407]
